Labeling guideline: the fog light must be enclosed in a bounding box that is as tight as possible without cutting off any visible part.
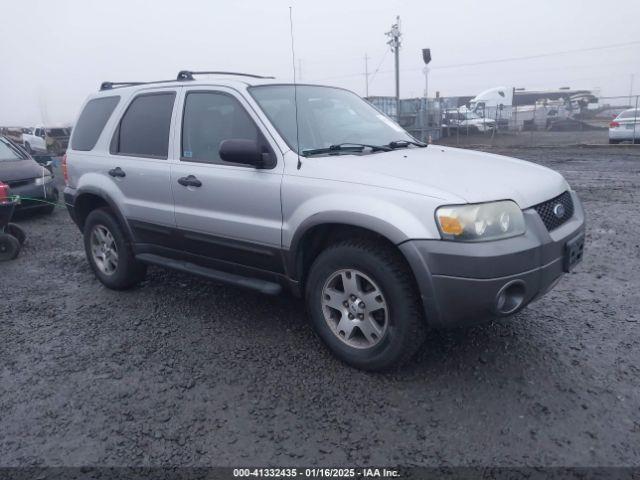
[495,280,526,315]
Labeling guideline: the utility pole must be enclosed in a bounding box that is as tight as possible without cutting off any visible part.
[630,73,635,103]
[364,53,370,98]
[386,16,401,120]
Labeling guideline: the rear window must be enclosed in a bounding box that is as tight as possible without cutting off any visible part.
[71,96,120,151]
[112,92,176,159]
[618,110,639,119]
[47,128,68,137]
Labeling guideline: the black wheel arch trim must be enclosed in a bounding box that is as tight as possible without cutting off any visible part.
[70,186,135,242]
[284,213,411,284]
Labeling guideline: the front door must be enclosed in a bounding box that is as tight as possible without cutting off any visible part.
[170,87,284,273]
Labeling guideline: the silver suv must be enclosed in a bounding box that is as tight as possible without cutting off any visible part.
[63,71,585,371]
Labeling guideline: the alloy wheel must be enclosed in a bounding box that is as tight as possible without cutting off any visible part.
[321,269,389,349]
[90,225,118,275]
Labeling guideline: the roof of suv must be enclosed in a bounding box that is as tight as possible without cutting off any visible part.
[98,71,285,93]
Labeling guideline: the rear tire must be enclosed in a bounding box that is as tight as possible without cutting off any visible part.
[609,139,619,144]
[0,233,21,261]
[305,238,427,371]
[83,208,147,290]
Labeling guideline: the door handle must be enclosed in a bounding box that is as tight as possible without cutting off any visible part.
[177,175,202,187]
[108,167,126,178]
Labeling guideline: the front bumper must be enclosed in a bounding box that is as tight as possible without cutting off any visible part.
[10,179,58,210]
[400,191,585,328]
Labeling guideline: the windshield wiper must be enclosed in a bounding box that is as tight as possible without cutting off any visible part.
[302,142,392,157]
[388,140,427,149]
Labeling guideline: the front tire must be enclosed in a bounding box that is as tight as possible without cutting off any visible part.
[306,239,426,371]
[6,223,26,245]
[0,233,21,261]
[83,208,147,290]
[609,139,619,144]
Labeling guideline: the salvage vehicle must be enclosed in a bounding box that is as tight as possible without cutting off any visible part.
[609,108,639,144]
[63,71,586,370]
[22,126,70,155]
[442,110,496,134]
[0,136,59,214]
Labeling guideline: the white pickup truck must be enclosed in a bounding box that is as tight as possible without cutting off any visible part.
[22,126,71,156]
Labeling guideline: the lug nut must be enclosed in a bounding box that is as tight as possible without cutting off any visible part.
[348,313,354,319]
[358,314,364,320]
[343,301,349,307]
[359,301,365,309]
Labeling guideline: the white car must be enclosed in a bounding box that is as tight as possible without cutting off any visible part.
[609,108,639,144]
[443,110,496,134]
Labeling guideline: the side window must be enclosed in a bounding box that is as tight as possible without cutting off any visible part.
[181,91,259,165]
[113,92,176,159]
[71,96,120,151]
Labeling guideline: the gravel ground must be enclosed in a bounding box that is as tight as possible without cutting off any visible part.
[1,146,639,468]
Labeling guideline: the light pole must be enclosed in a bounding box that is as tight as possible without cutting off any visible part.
[386,16,401,120]
[422,48,431,98]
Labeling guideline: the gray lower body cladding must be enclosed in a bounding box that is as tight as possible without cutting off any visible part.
[400,191,586,328]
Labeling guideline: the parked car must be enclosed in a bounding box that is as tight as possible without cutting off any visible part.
[63,71,585,371]
[609,108,640,144]
[442,109,496,135]
[0,136,58,214]
[22,126,71,155]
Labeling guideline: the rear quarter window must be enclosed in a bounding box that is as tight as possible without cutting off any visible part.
[71,96,120,151]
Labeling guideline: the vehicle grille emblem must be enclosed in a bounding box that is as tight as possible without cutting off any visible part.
[553,203,565,219]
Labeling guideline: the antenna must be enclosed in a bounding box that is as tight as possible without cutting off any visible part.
[289,6,302,170]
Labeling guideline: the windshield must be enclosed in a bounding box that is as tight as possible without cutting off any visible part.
[0,138,27,161]
[249,85,414,155]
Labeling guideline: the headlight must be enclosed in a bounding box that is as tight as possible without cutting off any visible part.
[34,172,52,185]
[436,200,525,241]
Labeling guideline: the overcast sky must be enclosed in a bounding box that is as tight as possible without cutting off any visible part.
[1,0,639,125]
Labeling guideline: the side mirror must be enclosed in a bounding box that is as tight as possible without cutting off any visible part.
[219,139,269,168]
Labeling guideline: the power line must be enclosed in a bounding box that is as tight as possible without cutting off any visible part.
[313,40,640,82]
[368,49,389,86]
[424,40,640,71]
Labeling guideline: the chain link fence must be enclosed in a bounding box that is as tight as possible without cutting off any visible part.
[368,94,640,147]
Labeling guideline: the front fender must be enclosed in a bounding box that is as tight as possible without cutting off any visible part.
[284,189,442,253]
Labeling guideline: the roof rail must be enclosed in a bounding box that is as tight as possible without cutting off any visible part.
[177,70,275,80]
[100,81,146,91]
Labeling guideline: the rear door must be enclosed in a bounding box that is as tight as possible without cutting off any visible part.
[106,88,179,245]
[170,86,284,273]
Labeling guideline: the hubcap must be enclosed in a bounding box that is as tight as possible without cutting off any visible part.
[321,269,388,349]
[90,225,118,275]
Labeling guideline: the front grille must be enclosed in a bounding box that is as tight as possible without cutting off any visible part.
[533,191,574,231]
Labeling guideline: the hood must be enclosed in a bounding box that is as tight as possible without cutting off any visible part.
[0,159,45,183]
[304,146,568,208]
